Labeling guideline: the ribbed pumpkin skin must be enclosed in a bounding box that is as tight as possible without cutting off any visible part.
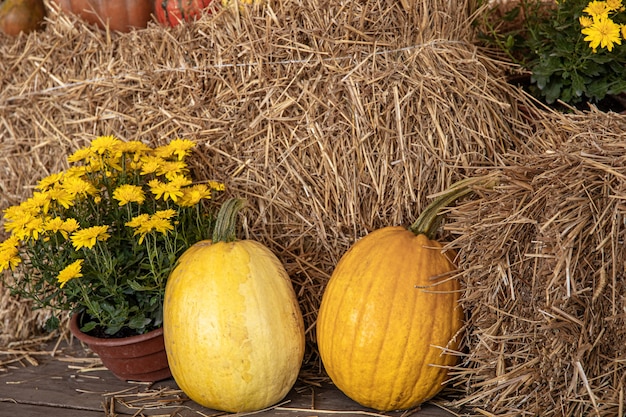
[317,226,464,411]
[52,0,153,32]
[154,0,213,26]
[163,240,305,412]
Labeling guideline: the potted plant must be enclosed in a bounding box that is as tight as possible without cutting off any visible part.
[478,0,626,111]
[0,135,224,381]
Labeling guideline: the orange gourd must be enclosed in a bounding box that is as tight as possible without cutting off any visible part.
[0,0,45,36]
[316,178,490,411]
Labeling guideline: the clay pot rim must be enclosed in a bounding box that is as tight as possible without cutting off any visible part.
[69,312,164,348]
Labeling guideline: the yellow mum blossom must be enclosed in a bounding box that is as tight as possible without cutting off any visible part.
[207,180,226,191]
[582,17,623,51]
[113,184,146,206]
[37,172,64,191]
[154,209,177,220]
[140,155,167,175]
[146,217,174,235]
[47,187,75,210]
[158,161,188,178]
[154,139,196,161]
[4,211,42,240]
[0,236,21,272]
[583,1,611,19]
[149,175,191,203]
[605,0,624,11]
[57,259,83,288]
[118,140,152,155]
[22,191,51,215]
[62,176,98,197]
[127,212,174,244]
[22,216,46,241]
[67,147,94,164]
[126,214,150,229]
[45,217,80,239]
[579,15,594,27]
[178,184,213,207]
[71,226,110,250]
[90,135,122,155]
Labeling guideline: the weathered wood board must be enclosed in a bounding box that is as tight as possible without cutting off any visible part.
[0,341,458,416]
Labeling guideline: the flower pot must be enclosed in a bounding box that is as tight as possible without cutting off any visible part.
[69,313,172,382]
[51,0,154,32]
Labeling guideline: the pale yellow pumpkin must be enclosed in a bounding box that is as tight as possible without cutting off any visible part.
[163,200,305,412]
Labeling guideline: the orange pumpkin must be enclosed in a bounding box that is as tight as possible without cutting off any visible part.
[0,0,45,36]
[52,0,153,32]
[155,0,213,26]
[316,178,490,411]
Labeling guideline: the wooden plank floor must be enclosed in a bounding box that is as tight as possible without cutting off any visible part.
[0,339,459,417]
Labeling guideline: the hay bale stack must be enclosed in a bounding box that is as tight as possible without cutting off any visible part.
[1,0,530,359]
[449,111,626,416]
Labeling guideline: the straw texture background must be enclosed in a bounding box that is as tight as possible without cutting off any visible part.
[1,0,625,415]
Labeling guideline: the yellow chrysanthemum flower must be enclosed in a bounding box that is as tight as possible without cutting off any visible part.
[45,217,80,239]
[57,259,83,288]
[146,217,174,235]
[112,184,146,206]
[90,135,122,155]
[67,147,94,164]
[579,15,594,27]
[22,216,46,241]
[0,236,21,272]
[127,213,174,244]
[4,210,43,241]
[118,140,152,155]
[154,139,196,161]
[36,172,64,191]
[149,175,191,203]
[22,191,51,215]
[154,209,177,220]
[62,176,98,197]
[208,180,226,191]
[582,17,623,51]
[605,0,623,11]
[583,0,611,19]
[158,161,188,178]
[178,184,212,207]
[139,155,167,175]
[126,214,150,229]
[47,187,75,210]
[71,226,111,250]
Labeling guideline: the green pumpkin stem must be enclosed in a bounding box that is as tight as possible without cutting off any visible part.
[409,175,497,239]
[212,198,246,243]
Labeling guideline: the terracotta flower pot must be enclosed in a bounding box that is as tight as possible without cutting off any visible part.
[51,0,154,32]
[69,313,172,382]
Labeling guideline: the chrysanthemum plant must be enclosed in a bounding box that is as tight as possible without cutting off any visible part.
[0,136,224,337]
[479,0,626,107]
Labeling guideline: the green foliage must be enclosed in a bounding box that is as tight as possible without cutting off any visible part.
[478,0,626,106]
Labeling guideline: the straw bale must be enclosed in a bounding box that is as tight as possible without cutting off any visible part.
[1,0,530,364]
[448,111,626,416]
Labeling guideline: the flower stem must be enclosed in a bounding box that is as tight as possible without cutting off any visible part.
[212,198,246,243]
[408,175,498,239]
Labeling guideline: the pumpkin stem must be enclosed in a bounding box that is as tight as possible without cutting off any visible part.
[408,175,498,239]
[212,198,246,243]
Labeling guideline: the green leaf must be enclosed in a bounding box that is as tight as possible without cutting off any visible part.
[80,321,98,333]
